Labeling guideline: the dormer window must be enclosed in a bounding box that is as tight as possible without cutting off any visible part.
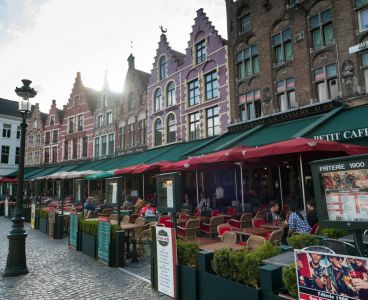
[106,112,113,125]
[195,40,206,64]
[159,56,167,80]
[50,116,55,126]
[239,14,251,33]
[97,115,103,127]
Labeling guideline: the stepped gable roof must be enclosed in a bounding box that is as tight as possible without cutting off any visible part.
[0,98,20,118]
[84,86,100,113]
[40,112,48,126]
[171,50,185,65]
[135,69,150,87]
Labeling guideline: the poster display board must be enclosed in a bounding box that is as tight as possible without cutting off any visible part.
[31,203,36,229]
[4,198,8,217]
[69,212,78,249]
[295,250,368,300]
[97,216,111,265]
[155,227,177,298]
[311,154,368,229]
[48,210,56,237]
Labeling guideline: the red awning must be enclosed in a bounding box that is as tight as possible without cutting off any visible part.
[241,137,368,159]
[131,161,171,174]
[114,164,144,176]
[0,177,17,182]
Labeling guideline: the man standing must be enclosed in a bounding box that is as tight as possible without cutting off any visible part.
[215,183,224,208]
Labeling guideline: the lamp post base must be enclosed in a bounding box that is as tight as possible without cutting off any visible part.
[3,216,28,277]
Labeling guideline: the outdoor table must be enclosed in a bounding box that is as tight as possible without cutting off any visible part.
[260,223,283,230]
[199,242,244,252]
[234,227,272,242]
[120,210,132,216]
[262,251,294,267]
[120,223,147,263]
[185,237,217,247]
[339,234,368,245]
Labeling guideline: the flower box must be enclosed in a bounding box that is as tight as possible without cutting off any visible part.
[177,264,197,300]
[82,232,97,259]
[39,216,48,234]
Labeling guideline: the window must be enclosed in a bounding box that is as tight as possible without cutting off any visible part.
[120,127,126,150]
[309,9,334,50]
[167,82,176,106]
[77,115,83,131]
[101,136,107,156]
[16,126,21,139]
[28,134,34,147]
[167,114,176,143]
[314,64,339,101]
[94,137,100,158]
[35,150,40,164]
[2,124,11,138]
[139,94,144,105]
[138,120,146,145]
[273,28,292,65]
[72,138,77,159]
[82,136,88,158]
[205,71,219,100]
[276,78,297,112]
[128,123,135,147]
[15,147,20,164]
[239,89,262,121]
[106,112,113,125]
[52,130,58,143]
[188,79,200,106]
[36,132,41,145]
[52,146,57,163]
[97,115,103,127]
[154,119,163,146]
[50,116,55,126]
[128,93,134,110]
[44,147,50,164]
[362,52,368,90]
[154,89,162,112]
[108,133,114,155]
[68,118,74,134]
[189,112,200,141]
[236,45,259,79]
[45,132,50,145]
[33,119,37,128]
[359,8,368,32]
[159,56,167,80]
[64,141,68,160]
[1,146,10,163]
[240,14,251,33]
[195,40,206,64]
[206,107,220,137]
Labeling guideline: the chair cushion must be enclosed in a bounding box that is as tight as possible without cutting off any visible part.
[218,227,231,237]
[200,224,210,233]
[229,219,240,229]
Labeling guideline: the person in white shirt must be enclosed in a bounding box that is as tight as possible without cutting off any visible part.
[215,184,224,200]
[197,192,207,209]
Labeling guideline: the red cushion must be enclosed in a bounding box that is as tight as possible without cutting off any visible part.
[200,224,210,233]
[211,210,220,217]
[227,207,236,216]
[310,223,318,234]
[253,219,266,228]
[218,227,231,237]
[238,241,247,246]
[229,219,240,229]
[264,232,271,240]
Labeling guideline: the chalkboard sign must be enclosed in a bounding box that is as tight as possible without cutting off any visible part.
[69,212,78,249]
[98,216,111,265]
[48,210,56,237]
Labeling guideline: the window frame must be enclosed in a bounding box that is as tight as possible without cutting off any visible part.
[236,44,260,79]
[15,147,20,164]
[154,119,163,146]
[189,112,200,141]
[154,88,163,112]
[166,81,176,106]
[239,89,262,122]
[44,147,50,164]
[166,114,176,143]
[159,56,167,80]
[106,111,113,125]
[276,78,297,112]
[188,79,200,107]
[314,63,339,102]
[206,106,220,137]
[239,14,251,33]
[1,145,10,164]
[77,114,84,131]
[309,8,334,50]
[97,115,103,127]
[108,133,114,155]
[272,28,293,65]
[195,40,207,64]
[205,71,219,101]
[2,124,11,138]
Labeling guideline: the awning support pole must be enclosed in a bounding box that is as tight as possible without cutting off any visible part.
[234,168,238,203]
[142,174,145,200]
[240,163,244,213]
[278,166,284,209]
[201,172,204,193]
[196,170,199,206]
[299,154,306,211]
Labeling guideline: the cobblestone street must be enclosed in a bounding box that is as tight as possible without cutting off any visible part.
[0,217,170,300]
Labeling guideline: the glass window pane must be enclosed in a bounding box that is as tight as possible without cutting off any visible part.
[238,62,244,79]
[253,56,260,74]
[236,51,243,63]
[278,94,288,112]
[245,60,252,76]
[313,29,322,49]
[244,48,251,59]
[309,15,320,29]
[315,67,325,81]
[282,29,291,41]
[254,101,262,118]
[275,46,282,64]
[285,42,292,61]
[288,91,297,109]
[286,78,295,90]
[317,81,328,101]
[273,33,281,46]
[241,106,246,121]
[363,53,368,66]
[324,24,334,45]
[357,0,368,8]
[360,9,368,31]
[326,64,336,77]
[321,9,332,23]
[251,45,258,55]
[276,81,285,93]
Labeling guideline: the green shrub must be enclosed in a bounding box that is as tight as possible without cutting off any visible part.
[80,219,98,236]
[287,233,319,249]
[320,228,348,239]
[212,241,280,288]
[282,264,297,298]
[177,239,199,268]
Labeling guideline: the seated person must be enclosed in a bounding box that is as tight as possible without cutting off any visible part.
[197,192,207,210]
[84,197,96,218]
[182,193,193,213]
[122,197,133,210]
[287,202,311,235]
[139,202,156,217]
[306,200,318,227]
[264,200,280,223]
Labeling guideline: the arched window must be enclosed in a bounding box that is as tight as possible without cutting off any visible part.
[36,132,41,144]
[166,114,176,143]
[154,89,162,112]
[154,119,162,146]
[166,82,176,106]
[159,56,167,80]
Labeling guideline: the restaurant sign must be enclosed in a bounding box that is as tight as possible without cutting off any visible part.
[313,127,368,142]
[156,227,177,298]
[295,250,368,300]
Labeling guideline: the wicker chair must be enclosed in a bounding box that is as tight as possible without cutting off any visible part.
[221,231,237,244]
[217,223,232,239]
[177,219,200,240]
[268,228,284,244]
[200,216,224,238]
[252,217,266,228]
[229,213,252,229]
[247,235,266,251]
[110,214,119,225]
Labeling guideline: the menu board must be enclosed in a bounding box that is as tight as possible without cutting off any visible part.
[48,210,56,237]
[69,212,78,249]
[31,204,36,229]
[321,168,368,222]
[97,216,111,265]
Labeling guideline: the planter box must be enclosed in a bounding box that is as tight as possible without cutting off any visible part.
[39,217,48,234]
[8,207,15,219]
[198,271,260,300]
[177,264,197,300]
[82,232,97,259]
[34,215,40,230]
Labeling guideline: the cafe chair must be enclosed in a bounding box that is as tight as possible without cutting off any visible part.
[136,221,157,256]
[100,208,113,216]
[200,215,224,239]
[135,217,145,226]
[319,238,358,256]
[211,210,221,217]
[267,228,284,244]
[110,214,118,225]
[177,219,200,240]
[221,231,237,244]
[247,235,266,251]
[310,223,319,234]
[217,223,232,239]
[302,245,335,254]
[252,217,266,228]
[229,212,252,230]
[158,215,173,228]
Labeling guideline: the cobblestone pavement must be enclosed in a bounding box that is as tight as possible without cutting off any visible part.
[0,217,170,300]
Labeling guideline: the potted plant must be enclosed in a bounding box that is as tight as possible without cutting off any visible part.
[287,233,319,250]
[176,239,199,300]
[39,209,49,234]
[279,264,298,299]
[80,219,98,258]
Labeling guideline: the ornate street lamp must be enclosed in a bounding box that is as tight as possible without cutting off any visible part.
[3,79,37,277]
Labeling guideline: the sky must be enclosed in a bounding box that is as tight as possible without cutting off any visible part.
[0,0,227,113]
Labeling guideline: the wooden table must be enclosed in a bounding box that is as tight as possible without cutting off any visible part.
[185,237,217,247]
[262,251,295,267]
[260,223,282,230]
[120,223,147,262]
[200,242,244,252]
[236,227,272,236]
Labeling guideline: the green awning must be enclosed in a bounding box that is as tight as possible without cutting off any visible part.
[24,167,51,180]
[306,105,368,145]
[8,167,38,178]
[85,170,115,180]
[29,166,64,180]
